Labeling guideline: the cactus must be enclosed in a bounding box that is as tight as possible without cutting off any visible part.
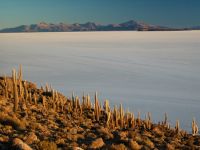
[52,89,56,111]
[164,112,168,125]
[145,112,152,129]
[125,109,130,128]
[175,120,180,133]
[106,111,111,127]
[55,91,59,111]
[45,83,50,92]
[137,111,141,127]
[82,92,86,109]
[86,94,91,109]
[130,112,135,128]
[42,96,47,109]
[33,93,37,105]
[103,99,110,113]
[103,99,111,126]
[28,92,32,104]
[166,122,170,130]
[18,64,23,98]
[119,104,124,128]
[192,118,199,136]
[113,105,119,127]
[60,97,64,112]
[3,75,8,98]
[94,92,100,121]
[12,69,19,112]
[24,80,28,103]
[147,112,152,123]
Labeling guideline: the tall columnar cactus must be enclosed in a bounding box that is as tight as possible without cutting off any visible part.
[60,97,64,112]
[55,91,59,111]
[52,89,56,111]
[113,105,119,127]
[94,92,100,121]
[28,92,32,104]
[18,64,23,98]
[12,69,19,112]
[130,112,135,128]
[124,109,130,128]
[106,111,111,127]
[71,92,76,110]
[145,112,152,129]
[45,83,50,92]
[75,96,80,113]
[86,94,91,109]
[82,92,86,109]
[175,120,180,133]
[23,80,28,104]
[33,93,37,105]
[166,122,170,130]
[137,111,141,126]
[164,113,168,125]
[42,96,47,109]
[192,118,199,136]
[104,99,111,126]
[3,75,8,98]
[119,104,124,128]
[104,99,110,113]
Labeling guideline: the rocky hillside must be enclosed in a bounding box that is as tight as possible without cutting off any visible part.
[0,20,175,33]
[0,66,199,150]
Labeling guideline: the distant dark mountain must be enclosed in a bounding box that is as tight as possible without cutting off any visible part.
[0,20,194,33]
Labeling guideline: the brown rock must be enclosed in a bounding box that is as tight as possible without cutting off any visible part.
[153,126,164,137]
[55,138,65,145]
[25,132,38,144]
[12,138,33,150]
[0,136,9,142]
[37,140,57,150]
[97,127,114,140]
[70,128,77,135]
[89,138,105,149]
[143,137,154,149]
[86,132,97,139]
[166,143,175,150]
[72,147,84,150]
[110,144,127,150]
[129,140,142,150]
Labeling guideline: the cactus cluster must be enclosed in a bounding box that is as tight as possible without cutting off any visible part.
[2,65,199,136]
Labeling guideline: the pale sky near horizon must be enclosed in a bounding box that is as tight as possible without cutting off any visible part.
[0,0,200,29]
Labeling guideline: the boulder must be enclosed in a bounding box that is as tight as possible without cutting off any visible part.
[25,132,38,144]
[12,138,32,150]
[89,138,104,149]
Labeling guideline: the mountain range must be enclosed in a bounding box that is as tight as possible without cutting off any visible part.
[0,20,199,33]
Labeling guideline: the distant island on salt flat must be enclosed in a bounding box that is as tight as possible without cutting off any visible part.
[1,20,200,33]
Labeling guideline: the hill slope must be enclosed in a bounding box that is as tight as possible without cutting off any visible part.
[0,66,199,149]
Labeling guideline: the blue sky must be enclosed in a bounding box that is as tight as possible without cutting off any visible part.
[0,0,200,29]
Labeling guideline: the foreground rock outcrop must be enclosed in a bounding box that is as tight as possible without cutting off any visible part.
[0,66,199,150]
